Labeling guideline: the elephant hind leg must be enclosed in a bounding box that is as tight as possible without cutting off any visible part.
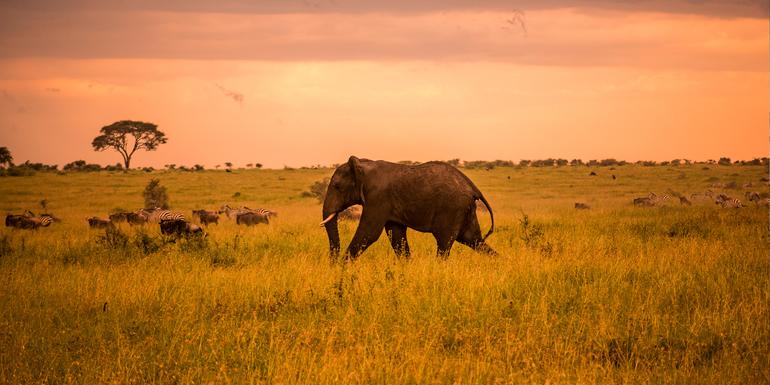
[385,221,410,258]
[457,210,498,256]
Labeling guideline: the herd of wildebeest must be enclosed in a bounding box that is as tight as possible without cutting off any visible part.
[3,180,767,237]
[3,203,364,237]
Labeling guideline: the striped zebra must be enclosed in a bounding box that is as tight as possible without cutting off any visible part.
[243,206,278,218]
[718,198,743,208]
[219,205,277,220]
[138,208,185,223]
[648,193,670,206]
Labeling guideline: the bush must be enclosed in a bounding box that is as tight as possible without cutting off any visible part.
[143,178,170,209]
[304,178,329,203]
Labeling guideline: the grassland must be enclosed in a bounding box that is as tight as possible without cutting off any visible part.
[0,164,767,384]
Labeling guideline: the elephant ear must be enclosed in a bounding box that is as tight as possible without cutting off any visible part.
[348,156,367,203]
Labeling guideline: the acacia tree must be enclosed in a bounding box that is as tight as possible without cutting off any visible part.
[0,147,12,167]
[92,120,167,170]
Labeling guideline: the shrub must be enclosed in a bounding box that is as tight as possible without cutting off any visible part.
[143,178,169,209]
[304,178,330,203]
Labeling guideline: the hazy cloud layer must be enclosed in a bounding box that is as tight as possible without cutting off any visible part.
[0,8,765,70]
[2,0,767,17]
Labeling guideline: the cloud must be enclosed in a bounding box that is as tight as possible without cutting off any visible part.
[2,0,767,18]
[0,8,764,71]
[215,83,244,104]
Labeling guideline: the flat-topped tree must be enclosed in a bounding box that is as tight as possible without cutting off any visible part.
[92,120,167,170]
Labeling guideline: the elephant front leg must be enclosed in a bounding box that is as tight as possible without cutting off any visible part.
[385,221,410,258]
[345,211,387,260]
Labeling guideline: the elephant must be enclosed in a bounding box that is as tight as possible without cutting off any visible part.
[320,156,496,260]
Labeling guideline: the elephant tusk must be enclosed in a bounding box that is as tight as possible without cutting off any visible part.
[319,212,337,226]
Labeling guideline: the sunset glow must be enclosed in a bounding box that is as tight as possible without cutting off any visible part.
[0,1,767,168]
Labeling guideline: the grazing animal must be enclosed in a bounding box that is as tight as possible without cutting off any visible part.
[109,212,131,223]
[574,202,590,210]
[243,206,278,218]
[745,191,761,205]
[589,171,597,176]
[159,219,204,237]
[220,205,276,220]
[678,196,692,206]
[714,193,731,206]
[718,198,743,208]
[219,205,249,219]
[236,211,270,226]
[87,217,114,229]
[633,193,669,207]
[611,175,616,180]
[649,193,670,206]
[7,215,53,229]
[138,208,185,223]
[5,214,28,228]
[192,210,220,226]
[320,156,496,260]
[126,212,148,225]
[633,197,655,207]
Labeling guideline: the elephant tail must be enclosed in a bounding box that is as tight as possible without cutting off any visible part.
[476,192,495,241]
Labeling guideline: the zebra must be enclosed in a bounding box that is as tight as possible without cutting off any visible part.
[633,193,669,207]
[219,205,277,220]
[219,204,249,219]
[714,193,731,206]
[138,208,185,223]
[648,193,670,206]
[718,198,743,208]
[242,206,278,218]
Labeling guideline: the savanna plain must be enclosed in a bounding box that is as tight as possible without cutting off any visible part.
[0,164,767,384]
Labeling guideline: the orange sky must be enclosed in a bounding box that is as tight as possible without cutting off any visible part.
[0,1,767,168]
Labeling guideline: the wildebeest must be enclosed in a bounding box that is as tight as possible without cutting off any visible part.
[159,219,204,237]
[5,214,53,229]
[589,171,597,176]
[236,211,270,226]
[745,191,761,205]
[5,214,28,228]
[87,217,114,229]
[633,197,655,207]
[126,212,148,225]
[678,196,692,206]
[574,202,590,210]
[192,209,220,226]
[109,212,131,223]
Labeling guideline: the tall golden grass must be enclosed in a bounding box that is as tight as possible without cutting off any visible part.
[0,165,767,384]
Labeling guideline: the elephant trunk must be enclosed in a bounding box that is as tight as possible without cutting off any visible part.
[323,214,341,258]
